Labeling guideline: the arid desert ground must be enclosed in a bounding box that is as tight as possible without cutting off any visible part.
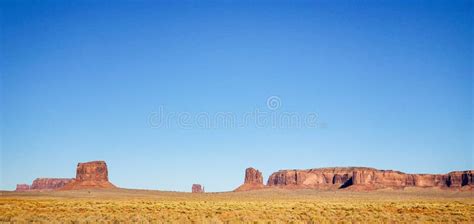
[1,188,473,223]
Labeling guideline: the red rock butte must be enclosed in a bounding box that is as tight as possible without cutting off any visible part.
[60,161,116,190]
[236,167,474,192]
[234,167,266,192]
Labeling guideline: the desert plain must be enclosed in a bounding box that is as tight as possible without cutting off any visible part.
[1,187,473,223]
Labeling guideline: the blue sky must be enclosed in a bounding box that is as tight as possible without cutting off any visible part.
[1,0,472,191]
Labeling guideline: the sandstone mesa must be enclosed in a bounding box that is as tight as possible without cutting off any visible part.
[61,161,116,190]
[234,167,473,191]
[15,161,473,192]
[15,178,73,191]
[15,160,115,191]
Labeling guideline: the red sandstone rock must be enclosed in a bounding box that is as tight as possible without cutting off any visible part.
[234,167,266,192]
[447,171,474,187]
[29,178,74,190]
[351,170,453,189]
[266,167,474,191]
[15,184,30,191]
[267,167,364,189]
[60,161,116,190]
[192,184,204,193]
[351,169,414,189]
[245,167,263,184]
[462,171,474,186]
[75,161,109,181]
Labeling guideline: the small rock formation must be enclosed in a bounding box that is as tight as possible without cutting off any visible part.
[31,178,74,190]
[60,161,116,190]
[15,184,30,191]
[192,184,204,193]
[234,167,266,192]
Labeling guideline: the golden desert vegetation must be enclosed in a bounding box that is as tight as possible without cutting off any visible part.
[1,188,473,223]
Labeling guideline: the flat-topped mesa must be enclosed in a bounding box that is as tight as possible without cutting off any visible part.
[192,184,204,193]
[60,160,116,190]
[15,184,30,191]
[267,167,369,190]
[234,167,266,192]
[29,178,74,190]
[267,167,474,190]
[351,170,474,189]
[76,161,109,181]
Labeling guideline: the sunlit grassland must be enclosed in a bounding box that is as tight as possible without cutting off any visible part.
[1,188,473,223]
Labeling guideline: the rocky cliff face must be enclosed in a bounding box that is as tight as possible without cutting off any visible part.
[446,171,473,187]
[267,167,364,190]
[60,161,116,190]
[351,169,417,189]
[15,184,30,191]
[245,167,263,184]
[234,167,266,192]
[351,170,474,189]
[29,178,74,190]
[265,167,474,191]
[75,161,109,181]
[192,184,204,193]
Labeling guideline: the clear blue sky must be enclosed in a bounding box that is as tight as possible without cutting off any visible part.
[1,0,472,191]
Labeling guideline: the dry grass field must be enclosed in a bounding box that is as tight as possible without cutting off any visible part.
[1,188,473,223]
